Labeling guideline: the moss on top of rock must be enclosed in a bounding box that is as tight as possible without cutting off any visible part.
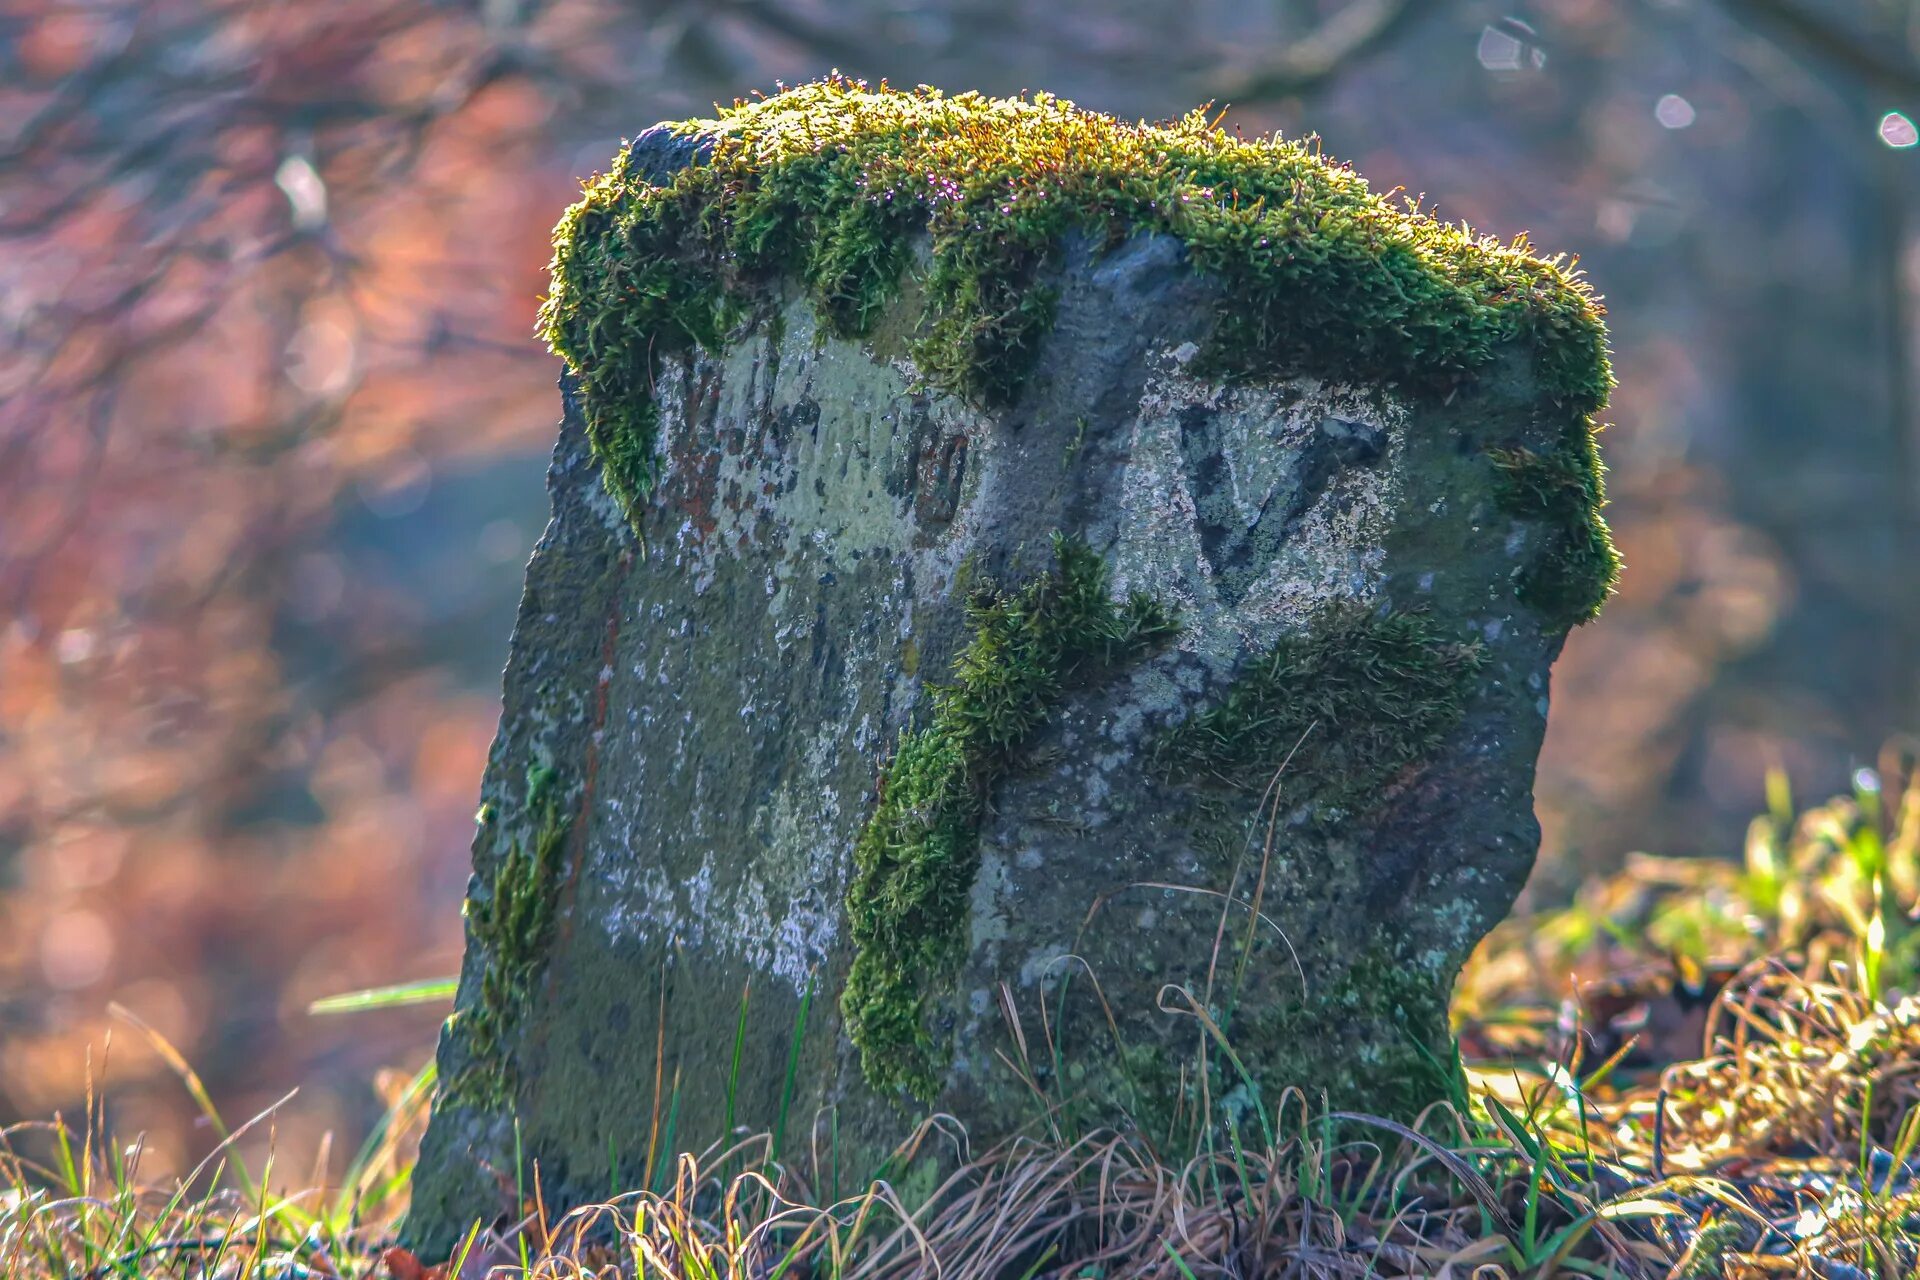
[539,76,1618,625]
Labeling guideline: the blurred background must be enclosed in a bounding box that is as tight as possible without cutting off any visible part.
[1,0,1916,1181]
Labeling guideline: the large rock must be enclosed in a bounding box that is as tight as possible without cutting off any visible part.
[407,79,1616,1250]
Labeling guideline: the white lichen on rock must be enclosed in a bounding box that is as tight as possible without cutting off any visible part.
[1109,352,1408,676]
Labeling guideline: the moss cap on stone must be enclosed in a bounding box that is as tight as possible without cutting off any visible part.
[539,76,1619,626]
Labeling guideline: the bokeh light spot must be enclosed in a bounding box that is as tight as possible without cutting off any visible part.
[479,518,529,566]
[41,910,114,990]
[274,154,328,230]
[358,452,433,519]
[1655,94,1696,130]
[1477,21,1545,72]
[1881,111,1918,149]
[285,315,357,397]
[56,628,95,664]
[289,551,348,622]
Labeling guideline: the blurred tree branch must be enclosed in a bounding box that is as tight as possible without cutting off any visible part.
[1723,0,1920,102]
[715,0,888,71]
[1209,0,1424,104]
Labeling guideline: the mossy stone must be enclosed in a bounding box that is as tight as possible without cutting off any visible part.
[539,77,1616,627]
[408,80,1613,1255]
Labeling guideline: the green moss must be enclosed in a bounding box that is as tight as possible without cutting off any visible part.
[1238,936,1459,1119]
[1156,604,1485,820]
[539,78,1617,628]
[1489,438,1620,629]
[446,763,572,1109]
[1672,1215,1743,1279]
[842,535,1177,1099]
[1113,935,1458,1138]
[1137,608,1489,1121]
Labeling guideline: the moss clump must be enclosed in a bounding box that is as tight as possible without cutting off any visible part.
[1672,1215,1744,1279]
[1157,604,1485,820]
[539,78,1617,627]
[1114,935,1458,1139]
[843,535,1177,1099]
[1239,937,1458,1119]
[446,763,571,1109]
[1489,440,1619,629]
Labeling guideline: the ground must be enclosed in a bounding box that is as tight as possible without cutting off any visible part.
[12,762,1920,1278]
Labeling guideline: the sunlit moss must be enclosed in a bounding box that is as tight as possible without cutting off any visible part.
[444,762,571,1109]
[1156,603,1486,820]
[539,77,1617,627]
[1489,437,1618,627]
[842,535,1177,1099]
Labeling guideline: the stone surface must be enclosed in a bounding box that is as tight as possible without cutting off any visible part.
[407,83,1612,1251]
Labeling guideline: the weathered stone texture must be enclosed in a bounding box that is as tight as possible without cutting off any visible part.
[408,86,1610,1252]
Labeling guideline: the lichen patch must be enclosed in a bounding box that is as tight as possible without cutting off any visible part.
[594,722,850,998]
[1109,362,1405,674]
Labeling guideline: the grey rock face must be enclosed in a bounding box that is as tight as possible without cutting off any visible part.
[407,228,1580,1251]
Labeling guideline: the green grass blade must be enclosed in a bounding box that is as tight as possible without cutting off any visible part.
[723,982,751,1145]
[770,970,816,1171]
[306,978,459,1015]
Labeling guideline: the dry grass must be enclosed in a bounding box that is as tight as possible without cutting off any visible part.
[10,760,1920,1278]
[11,961,1916,1277]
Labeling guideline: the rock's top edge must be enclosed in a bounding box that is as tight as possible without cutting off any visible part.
[539,75,1619,626]
[644,79,1601,323]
